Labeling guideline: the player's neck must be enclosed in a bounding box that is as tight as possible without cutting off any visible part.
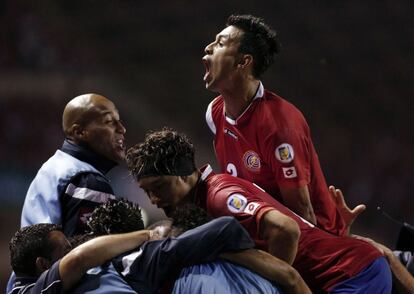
[221,78,260,120]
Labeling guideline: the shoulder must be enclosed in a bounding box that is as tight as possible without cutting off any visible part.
[260,90,307,123]
[205,96,223,135]
[17,261,62,294]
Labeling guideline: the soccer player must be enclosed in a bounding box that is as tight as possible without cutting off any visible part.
[9,223,152,293]
[126,128,392,293]
[202,14,365,235]
[84,199,310,294]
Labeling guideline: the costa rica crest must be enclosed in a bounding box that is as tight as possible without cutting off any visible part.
[243,150,261,171]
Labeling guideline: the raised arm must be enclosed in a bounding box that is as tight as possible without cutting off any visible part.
[59,229,152,292]
[220,249,311,294]
[329,185,366,234]
[260,209,300,264]
[279,185,316,225]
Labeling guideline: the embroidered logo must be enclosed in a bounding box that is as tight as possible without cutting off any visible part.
[227,194,248,213]
[244,202,261,215]
[275,143,294,163]
[243,150,261,171]
[282,166,297,178]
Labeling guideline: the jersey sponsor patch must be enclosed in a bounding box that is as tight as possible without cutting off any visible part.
[244,202,261,215]
[243,150,261,171]
[226,194,248,213]
[224,128,238,140]
[282,166,297,178]
[275,143,294,163]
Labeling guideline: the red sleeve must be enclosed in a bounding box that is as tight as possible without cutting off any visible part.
[207,188,275,240]
[263,127,311,189]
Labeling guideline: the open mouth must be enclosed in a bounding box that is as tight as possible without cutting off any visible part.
[202,57,211,82]
[116,138,125,150]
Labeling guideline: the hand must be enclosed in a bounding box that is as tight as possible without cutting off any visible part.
[329,185,366,234]
[149,225,171,240]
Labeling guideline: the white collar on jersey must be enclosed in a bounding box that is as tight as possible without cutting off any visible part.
[225,81,264,125]
[200,164,213,181]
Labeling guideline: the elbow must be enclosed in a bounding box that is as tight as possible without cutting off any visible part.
[63,248,89,273]
[278,217,301,245]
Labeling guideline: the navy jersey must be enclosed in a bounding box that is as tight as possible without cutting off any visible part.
[11,261,62,294]
[113,216,254,293]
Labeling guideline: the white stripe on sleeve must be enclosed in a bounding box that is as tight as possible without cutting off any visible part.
[65,183,116,203]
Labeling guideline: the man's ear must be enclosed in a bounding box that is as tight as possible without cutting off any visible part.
[70,124,87,141]
[35,257,52,273]
[237,54,253,69]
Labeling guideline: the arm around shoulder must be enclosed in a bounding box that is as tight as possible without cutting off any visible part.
[59,230,151,291]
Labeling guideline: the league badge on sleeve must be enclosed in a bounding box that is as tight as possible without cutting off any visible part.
[226,193,248,213]
[275,143,294,163]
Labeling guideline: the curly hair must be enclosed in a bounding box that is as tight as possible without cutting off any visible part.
[87,199,145,236]
[227,14,280,78]
[126,128,196,180]
[10,223,62,276]
[171,204,212,232]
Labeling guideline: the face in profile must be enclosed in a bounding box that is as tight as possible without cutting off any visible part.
[81,99,126,163]
[202,25,244,92]
[138,175,191,216]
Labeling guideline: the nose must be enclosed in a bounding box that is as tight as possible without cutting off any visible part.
[204,42,214,55]
[116,120,126,134]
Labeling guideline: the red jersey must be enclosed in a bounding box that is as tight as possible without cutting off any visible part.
[194,165,382,292]
[206,83,346,235]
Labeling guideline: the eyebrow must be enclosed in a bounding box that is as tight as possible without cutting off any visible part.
[216,34,230,42]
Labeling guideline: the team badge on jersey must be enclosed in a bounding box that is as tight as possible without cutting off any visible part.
[227,194,248,213]
[243,150,261,171]
[282,166,297,178]
[275,143,294,163]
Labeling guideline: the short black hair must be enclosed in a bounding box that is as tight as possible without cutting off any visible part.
[227,14,280,78]
[87,199,145,235]
[171,204,213,232]
[126,128,196,181]
[10,223,62,276]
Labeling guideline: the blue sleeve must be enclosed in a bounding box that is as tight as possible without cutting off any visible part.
[61,173,116,236]
[114,216,254,292]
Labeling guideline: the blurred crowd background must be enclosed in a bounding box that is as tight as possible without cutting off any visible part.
[1,0,413,287]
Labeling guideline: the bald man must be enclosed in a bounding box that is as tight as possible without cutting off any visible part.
[20,93,126,236]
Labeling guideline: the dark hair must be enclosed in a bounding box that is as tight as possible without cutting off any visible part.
[68,234,95,248]
[171,204,213,232]
[87,199,145,235]
[226,14,280,78]
[126,128,196,180]
[10,224,62,276]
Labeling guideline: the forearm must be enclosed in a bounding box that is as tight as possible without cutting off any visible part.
[267,229,299,265]
[262,210,300,264]
[384,250,414,293]
[60,230,151,291]
[220,249,311,294]
[280,186,316,225]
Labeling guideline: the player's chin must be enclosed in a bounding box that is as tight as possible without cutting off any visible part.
[112,150,126,163]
